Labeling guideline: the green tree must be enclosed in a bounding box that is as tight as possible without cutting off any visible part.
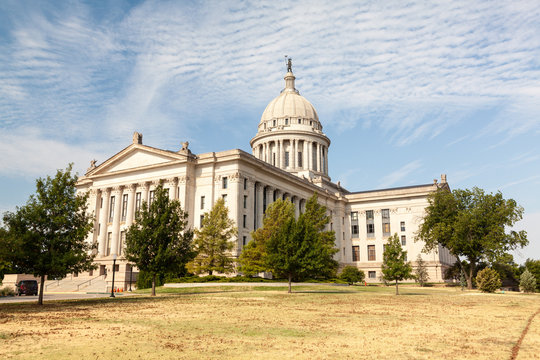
[188,198,237,275]
[519,269,537,293]
[0,228,13,283]
[381,233,413,295]
[414,254,429,287]
[2,164,95,305]
[125,184,193,296]
[238,199,294,276]
[339,266,365,285]
[476,268,501,293]
[417,187,527,289]
[524,259,540,292]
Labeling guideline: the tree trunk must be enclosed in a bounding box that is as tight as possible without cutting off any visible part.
[38,275,45,305]
[288,274,292,294]
[151,273,156,296]
[467,261,475,290]
[209,270,213,276]
[395,279,399,295]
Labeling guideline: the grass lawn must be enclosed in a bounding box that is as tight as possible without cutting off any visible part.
[0,285,539,359]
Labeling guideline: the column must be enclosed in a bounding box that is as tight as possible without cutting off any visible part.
[256,183,264,228]
[125,184,136,226]
[303,141,308,170]
[167,177,178,201]
[265,186,274,210]
[317,142,321,172]
[307,141,312,171]
[324,146,328,174]
[111,186,123,256]
[140,182,150,205]
[98,188,110,257]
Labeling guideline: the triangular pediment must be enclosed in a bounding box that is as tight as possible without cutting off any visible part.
[86,144,187,177]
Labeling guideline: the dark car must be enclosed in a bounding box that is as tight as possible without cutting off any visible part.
[16,280,39,296]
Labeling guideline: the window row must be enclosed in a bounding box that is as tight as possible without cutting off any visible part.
[350,210,407,238]
[352,238,407,262]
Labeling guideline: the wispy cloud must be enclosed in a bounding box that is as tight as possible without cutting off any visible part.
[377,160,423,189]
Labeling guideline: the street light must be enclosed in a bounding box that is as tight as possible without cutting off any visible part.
[110,254,117,298]
[128,264,133,292]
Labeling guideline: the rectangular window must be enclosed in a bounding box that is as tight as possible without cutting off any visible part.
[149,190,155,205]
[243,214,247,228]
[368,271,376,279]
[119,231,126,255]
[243,178,247,190]
[222,194,227,204]
[98,223,101,236]
[368,245,376,261]
[200,215,204,228]
[366,210,374,220]
[351,225,359,236]
[382,208,390,236]
[201,196,205,210]
[401,235,407,246]
[106,232,112,256]
[352,246,360,261]
[243,195,247,209]
[383,222,391,235]
[222,177,228,189]
[382,209,390,219]
[100,197,103,208]
[404,254,407,262]
[135,192,141,211]
[109,196,115,222]
[285,118,289,125]
[121,194,128,221]
[285,151,289,167]
[273,153,276,166]
[400,221,406,232]
[298,152,303,167]
[351,212,358,221]
[366,223,375,237]
[243,236,247,246]
[312,145,317,170]
[351,211,359,237]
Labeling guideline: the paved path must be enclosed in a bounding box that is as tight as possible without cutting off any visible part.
[164,282,348,288]
[0,292,136,304]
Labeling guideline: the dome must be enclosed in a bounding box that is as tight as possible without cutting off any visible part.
[260,84,319,124]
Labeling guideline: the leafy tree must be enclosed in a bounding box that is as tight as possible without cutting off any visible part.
[125,184,194,296]
[476,268,501,293]
[417,187,527,289]
[339,266,365,285]
[524,259,540,292]
[414,254,429,287]
[2,164,95,305]
[239,199,294,276]
[381,233,413,295]
[188,198,237,275]
[491,253,520,289]
[459,270,467,291]
[519,269,537,293]
[0,228,13,283]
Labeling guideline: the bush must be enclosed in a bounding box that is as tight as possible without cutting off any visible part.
[520,269,537,293]
[0,287,15,297]
[339,266,365,285]
[476,268,501,293]
[136,270,165,289]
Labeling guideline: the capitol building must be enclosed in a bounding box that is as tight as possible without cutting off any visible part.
[77,61,454,288]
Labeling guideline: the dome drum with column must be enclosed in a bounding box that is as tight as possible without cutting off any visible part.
[250,61,331,180]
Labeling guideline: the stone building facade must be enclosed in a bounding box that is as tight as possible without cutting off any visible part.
[76,62,454,288]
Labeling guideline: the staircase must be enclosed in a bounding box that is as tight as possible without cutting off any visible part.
[44,275,108,293]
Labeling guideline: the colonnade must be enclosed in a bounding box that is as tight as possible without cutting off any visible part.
[252,181,306,230]
[256,138,328,175]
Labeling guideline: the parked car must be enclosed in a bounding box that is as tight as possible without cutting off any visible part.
[16,280,38,296]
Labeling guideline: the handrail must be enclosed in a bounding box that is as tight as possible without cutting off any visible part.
[45,280,61,290]
[76,275,106,291]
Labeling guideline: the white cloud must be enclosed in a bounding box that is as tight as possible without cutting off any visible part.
[511,211,540,263]
[377,160,423,189]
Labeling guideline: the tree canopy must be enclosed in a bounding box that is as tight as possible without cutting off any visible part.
[188,198,236,275]
[416,187,527,289]
[1,164,95,304]
[381,233,413,295]
[124,183,193,296]
[239,194,338,292]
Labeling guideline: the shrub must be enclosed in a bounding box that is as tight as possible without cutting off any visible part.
[0,287,15,297]
[339,266,365,285]
[476,268,501,293]
[519,269,537,293]
[136,270,165,289]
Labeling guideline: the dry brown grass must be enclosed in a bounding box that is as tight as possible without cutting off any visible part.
[0,285,539,359]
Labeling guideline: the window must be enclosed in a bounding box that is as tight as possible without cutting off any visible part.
[243,195,247,208]
[366,209,375,237]
[351,225,359,236]
[149,190,155,205]
[312,145,317,169]
[368,245,376,261]
[98,223,101,236]
[298,119,301,124]
[200,215,204,228]
[114,264,119,272]
[273,153,276,166]
[119,231,126,255]
[285,151,289,167]
[368,271,376,279]
[135,192,141,212]
[352,246,360,261]
[366,210,374,220]
[382,209,390,236]
[222,194,227,204]
[273,120,276,127]
[243,236,247,246]
[367,223,375,236]
[243,178,247,190]
[285,118,289,125]
[243,215,247,228]
[298,152,303,167]
[400,221,406,232]
[201,196,205,210]
[100,197,103,208]
[404,254,408,262]
[222,177,228,189]
[401,235,406,246]
[121,194,128,221]
[109,196,115,222]
[351,212,358,221]
[106,232,112,256]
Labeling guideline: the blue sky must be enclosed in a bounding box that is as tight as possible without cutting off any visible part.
[1,0,539,263]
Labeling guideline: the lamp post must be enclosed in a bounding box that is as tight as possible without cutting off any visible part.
[110,254,117,298]
[128,264,133,292]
